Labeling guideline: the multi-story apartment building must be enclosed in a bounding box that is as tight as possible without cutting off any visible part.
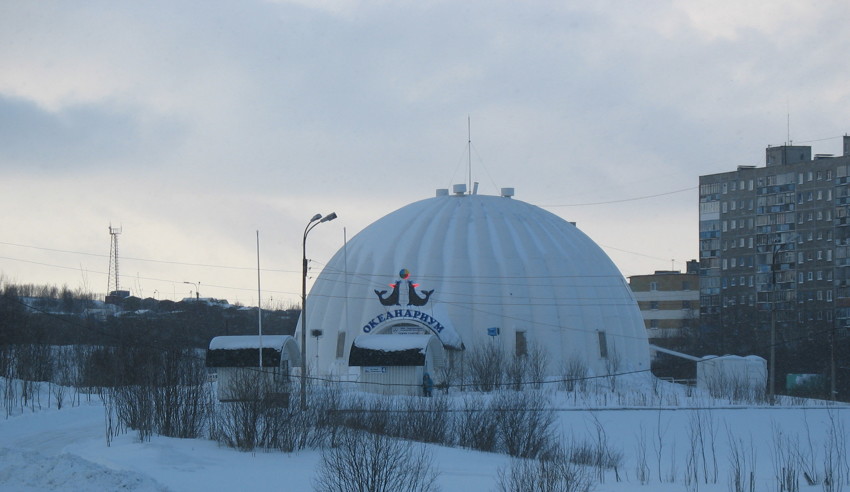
[629,261,699,349]
[699,136,850,357]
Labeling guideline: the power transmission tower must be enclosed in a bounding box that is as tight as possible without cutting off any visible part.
[107,225,122,295]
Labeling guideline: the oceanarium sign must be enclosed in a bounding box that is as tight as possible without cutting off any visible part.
[361,308,447,334]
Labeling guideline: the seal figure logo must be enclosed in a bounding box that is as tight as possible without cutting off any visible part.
[375,269,434,307]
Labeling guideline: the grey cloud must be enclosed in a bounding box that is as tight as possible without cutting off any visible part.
[0,95,182,173]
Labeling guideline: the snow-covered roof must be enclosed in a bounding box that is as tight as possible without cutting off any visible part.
[349,334,442,367]
[206,335,300,368]
[209,335,293,351]
[352,334,433,353]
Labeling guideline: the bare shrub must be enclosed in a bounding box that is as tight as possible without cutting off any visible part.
[823,407,848,492]
[684,409,718,486]
[400,395,450,444]
[771,424,800,492]
[496,444,593,492]
[727,427,757,492]
[454,394,499,452]
[506,343,548,390]
[106,348,211,442]
[152,349,211,439]
[561,354,588,396]
[465,343,504,392]
[703,372,766,405]
[493,391,556,459]
[569,416,623,483]
[211,369,313,452]
[635,424,650,485]
[313,428,439,492]
[604,346,621,393]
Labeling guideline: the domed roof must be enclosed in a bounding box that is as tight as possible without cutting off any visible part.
[300,191,649,377]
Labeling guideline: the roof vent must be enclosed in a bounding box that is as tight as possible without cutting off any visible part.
[436,188,449,196]
[452,184,467,195]
[500,187,515,198]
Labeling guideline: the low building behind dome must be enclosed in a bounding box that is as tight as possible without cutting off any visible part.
[296,189,650,387]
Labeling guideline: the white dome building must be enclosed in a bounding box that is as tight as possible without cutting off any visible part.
[297,187,650,386]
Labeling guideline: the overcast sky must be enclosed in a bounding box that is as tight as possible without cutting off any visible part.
[2,0,850,306]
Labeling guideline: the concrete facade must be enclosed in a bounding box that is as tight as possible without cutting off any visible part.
[698,136,850,353]
[629,260,699,347]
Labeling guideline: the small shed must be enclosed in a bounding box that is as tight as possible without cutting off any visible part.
[206,335,301,402]
[349,334,446,396]
[697,355,767,399]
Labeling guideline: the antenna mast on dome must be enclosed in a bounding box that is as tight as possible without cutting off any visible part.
[467,115,472,194]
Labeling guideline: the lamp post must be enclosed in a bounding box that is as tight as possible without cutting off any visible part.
[769,237,794,403]
[301,212,337,410]
[183,281,200,300]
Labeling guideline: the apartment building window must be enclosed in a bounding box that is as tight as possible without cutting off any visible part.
[650,301,659,310]
[798,272,804,283]
[722,202,728,213]
[817,271,823,280]
[828,249,833,261]
[798,173,804,184]
[808,272,814,281]
[828,290,833,302]
[817,291,823,301]
[749,180,754,190]
[827,170,832,180]
[818,190,823,200]
[808,171,813,181]
[650,281,658,291]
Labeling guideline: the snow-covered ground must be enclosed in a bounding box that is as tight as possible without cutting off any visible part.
[1,377,848,491]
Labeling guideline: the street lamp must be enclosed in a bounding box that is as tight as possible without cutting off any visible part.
[769,236,795,403]
[301,212,337,410]
[183,281,200,300]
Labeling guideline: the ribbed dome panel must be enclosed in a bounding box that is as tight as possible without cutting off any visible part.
[298,193,650,377]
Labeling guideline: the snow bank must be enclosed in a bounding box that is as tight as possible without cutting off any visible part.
[0,447,168,492]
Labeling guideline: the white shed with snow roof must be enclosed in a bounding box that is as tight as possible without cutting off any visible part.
[206,335,301,402]
[349,334,446,396]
